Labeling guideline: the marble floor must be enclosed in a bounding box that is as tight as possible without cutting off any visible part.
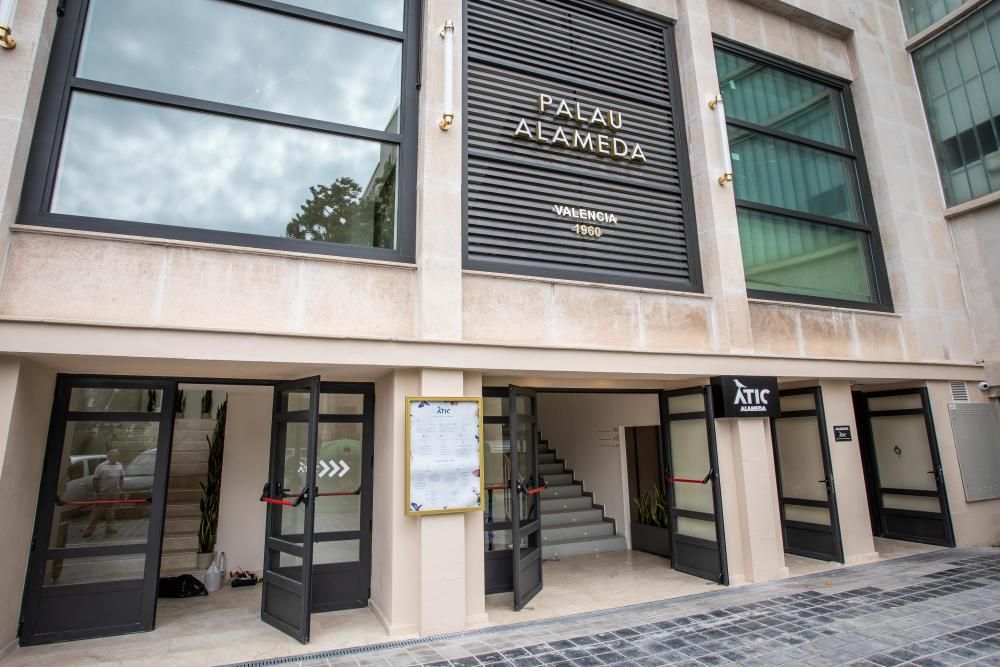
[0,539,948,667]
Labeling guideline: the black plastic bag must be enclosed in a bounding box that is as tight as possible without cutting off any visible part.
[158,573,208,598]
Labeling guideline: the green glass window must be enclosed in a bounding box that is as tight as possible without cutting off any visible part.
[715,43,890,308]
[911,1,1000,205]
[900,0,972,36]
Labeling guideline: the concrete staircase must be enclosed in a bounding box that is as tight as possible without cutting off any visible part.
[160,418,214,574]
[539,439,626,560]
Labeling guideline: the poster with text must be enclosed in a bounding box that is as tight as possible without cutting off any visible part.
[406,398,484,515]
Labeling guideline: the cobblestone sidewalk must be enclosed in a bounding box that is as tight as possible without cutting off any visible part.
[228,547,1000,667]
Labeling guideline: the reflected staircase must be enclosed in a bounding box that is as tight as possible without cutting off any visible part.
[160,418,214,574]
[539,438,626,560]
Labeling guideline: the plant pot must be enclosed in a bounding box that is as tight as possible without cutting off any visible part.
[630,522,671,558]
[196,551,215,570]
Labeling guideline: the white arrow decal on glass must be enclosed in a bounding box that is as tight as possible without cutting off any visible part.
[338,460,350,478]
[318,460,330,478]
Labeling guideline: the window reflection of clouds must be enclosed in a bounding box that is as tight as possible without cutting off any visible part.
[285,0,405,30]
[51,93,390,237]
[77,0,402,132]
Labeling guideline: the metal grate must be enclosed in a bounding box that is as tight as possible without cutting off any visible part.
[950,381,970,402]
[464,0,698,290]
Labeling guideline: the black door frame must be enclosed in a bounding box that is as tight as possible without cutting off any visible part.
[21,373,377,646]
[769,387,845,563]
[660,386,729,585]
[261,376,321,643]
[509,385,543,611]
[855,388,956,547]
[20,375,177,645]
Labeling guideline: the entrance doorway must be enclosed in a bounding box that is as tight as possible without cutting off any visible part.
[20,375,375,646]
[482,385,729,614]
[854,389,955,547]
[769,387,844,563]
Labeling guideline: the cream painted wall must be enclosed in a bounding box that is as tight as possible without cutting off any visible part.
[948,204,1000,364]
[926,381,1000,547]
[215,387,272,575]
[536,393,659,532]
[0,358,55,658]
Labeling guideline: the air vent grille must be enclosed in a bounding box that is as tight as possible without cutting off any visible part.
[950,381,970,402]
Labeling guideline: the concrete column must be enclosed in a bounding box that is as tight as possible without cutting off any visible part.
[415,369,481,635]
[718,418,788,584]
[370,370,420,636]
[414,0,464,341]
[818,380,878,565]
[0,357,55,658]
[673,0,753,354]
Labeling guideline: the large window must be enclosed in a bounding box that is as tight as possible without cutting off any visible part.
[903,0,1000,206]
[715,41,892,309]
[19,0,418,261]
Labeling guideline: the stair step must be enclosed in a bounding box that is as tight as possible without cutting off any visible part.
[171,440,209,452]
[543,535,627,560]
[163,535,198,551]
[169,463,208,477]
[544,473,574,486]
[168,489,202,503]
[165,503,201,518]
[542,521,615,543]
[166,474,206,490]
[539,463,566,475]
[165,517,200,534]
[541,508,604,527]
[538,453,557,464]
[539,484,581,499]
[171,451,209,465]
[540,496,592,512]
[160,552,198,570]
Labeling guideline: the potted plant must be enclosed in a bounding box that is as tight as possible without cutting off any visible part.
[630,486,671,558]
[200,390,213,419]
[197,400,227,569]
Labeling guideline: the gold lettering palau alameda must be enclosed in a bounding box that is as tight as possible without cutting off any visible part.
[513,93,648,163]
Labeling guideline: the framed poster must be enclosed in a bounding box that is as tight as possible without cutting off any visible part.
[405,397,484,516]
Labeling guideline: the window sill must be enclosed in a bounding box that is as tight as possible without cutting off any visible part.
[943,189,1000,220]
[747,297,901,318]
[10,224,419,271]
[905,0,992,51]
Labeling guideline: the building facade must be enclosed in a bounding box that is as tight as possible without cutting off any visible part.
[0,0,998,658]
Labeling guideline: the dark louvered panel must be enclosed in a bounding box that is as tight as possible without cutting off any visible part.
[465,0,699,290]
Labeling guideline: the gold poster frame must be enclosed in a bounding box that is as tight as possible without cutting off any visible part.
[405,396,485,516]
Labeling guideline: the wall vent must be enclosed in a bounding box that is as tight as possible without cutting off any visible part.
[950,381,970,402]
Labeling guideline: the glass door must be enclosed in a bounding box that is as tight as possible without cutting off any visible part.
[260,377,320,643]
[858,389,955,547]
[483,388,514,594]
[509,386,543,610]
[660,387,729,584]
[20,376,176,645]
[770,388,844,562]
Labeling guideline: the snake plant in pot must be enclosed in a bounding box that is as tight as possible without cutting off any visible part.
[197,400,227,570]
[630,486,671,558]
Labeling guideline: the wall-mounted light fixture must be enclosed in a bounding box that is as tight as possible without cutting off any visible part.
[439,20,455,131]
[708,95,732,187]
[0,0,17,49]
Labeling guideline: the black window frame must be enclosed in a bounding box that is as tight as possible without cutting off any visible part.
[714,37,894,312]
[16,0,422,263]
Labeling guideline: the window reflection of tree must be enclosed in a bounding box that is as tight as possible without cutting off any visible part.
[285,156,397,249]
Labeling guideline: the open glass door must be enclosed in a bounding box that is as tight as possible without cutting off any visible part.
[20,376,175,645]
[660,387,729,584]
[260,377,320,643]
[770,388,844,563]
[858,389,955,547]
[508,386,543,610]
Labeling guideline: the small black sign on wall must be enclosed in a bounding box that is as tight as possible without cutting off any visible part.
[710,376,781,419]
[833,425,853,442]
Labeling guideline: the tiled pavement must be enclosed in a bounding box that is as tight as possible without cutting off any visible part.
[228,547,1000,667]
